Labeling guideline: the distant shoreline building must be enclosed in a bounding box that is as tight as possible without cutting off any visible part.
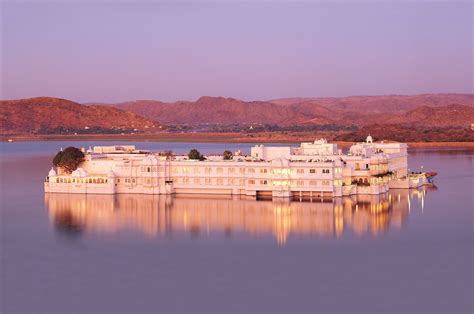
[44,137,426,199]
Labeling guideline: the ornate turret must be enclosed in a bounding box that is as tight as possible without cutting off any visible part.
[48,167,57,177]
[366,134,373,144]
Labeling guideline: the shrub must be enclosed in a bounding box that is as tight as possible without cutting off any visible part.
[188,149,205,161]
[223,150,233,160]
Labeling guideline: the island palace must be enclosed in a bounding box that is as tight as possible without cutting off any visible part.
[44,136,427,200]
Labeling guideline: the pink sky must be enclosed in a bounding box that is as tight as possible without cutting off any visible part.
[1,1,472,103]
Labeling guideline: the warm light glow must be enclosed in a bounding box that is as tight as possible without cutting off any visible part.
[45,190,418,245]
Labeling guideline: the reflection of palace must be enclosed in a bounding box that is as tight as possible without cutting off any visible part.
[46,189,427,245]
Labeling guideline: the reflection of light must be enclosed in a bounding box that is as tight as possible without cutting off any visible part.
[421,196,424,213]
[408,196,411,213]
[45,191,417,245]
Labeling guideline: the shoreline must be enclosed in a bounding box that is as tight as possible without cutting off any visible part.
[2,133,474,148]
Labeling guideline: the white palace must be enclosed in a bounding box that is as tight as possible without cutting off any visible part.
[44,137,426,199]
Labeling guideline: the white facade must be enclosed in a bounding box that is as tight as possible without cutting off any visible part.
[44,138,411,199]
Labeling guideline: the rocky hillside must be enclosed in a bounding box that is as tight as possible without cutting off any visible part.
[97,94,474,127]
[0,97,161,135]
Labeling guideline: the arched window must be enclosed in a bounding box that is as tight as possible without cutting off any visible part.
[88,178,92,183]
[147,167,151,172]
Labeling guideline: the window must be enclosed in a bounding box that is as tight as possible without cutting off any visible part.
[260,168,267,173]
[205,167,212,174]
[296,180,304,186]
[248,168,255,174]
[297,169,304,174]
[365,164,369,170]
[147,167,151,173]
[273,169,293,174]
[205,178,212,185]
[260,180,268,185]
[355,163,360,170]
[309,180,317,186]
[322,169,330,174]
[228,167,235,173]
[193,178,200,184]
[217,178,223,185]
[322,180,330,186]
[309,169,316,174]
[248,179,255,185]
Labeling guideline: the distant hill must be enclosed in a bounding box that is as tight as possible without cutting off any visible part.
[0,97,161,135]
[270,93,474,112]
[92,93,474,127]
[335,124,474,143]
[380,104,474,127]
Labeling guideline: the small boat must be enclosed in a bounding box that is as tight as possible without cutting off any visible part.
[7,138,13,142]
[424,172,437,184]
[408,171,437,188]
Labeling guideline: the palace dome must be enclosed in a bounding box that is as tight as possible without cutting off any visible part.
[48,168,57,177]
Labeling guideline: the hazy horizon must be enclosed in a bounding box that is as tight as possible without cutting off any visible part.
[3,92,474,105]
[2,1,472,103]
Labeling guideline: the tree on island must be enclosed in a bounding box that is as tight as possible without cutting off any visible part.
[52,147,85,173]
[159,150,175,159]
[223,150,233,160]
[188,148,205,161]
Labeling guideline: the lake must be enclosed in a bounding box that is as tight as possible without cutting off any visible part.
[1,141,472,313]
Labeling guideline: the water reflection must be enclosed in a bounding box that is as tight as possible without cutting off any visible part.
[45,190,428,244]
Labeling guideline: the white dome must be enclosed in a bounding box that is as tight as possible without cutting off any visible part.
[48,167,57,177]
[366,135,373,143]
[349,144,363,155]
[71,168,88,177]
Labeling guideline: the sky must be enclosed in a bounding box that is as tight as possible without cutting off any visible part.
[1,0,472,103]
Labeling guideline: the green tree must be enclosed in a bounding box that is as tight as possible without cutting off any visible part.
[223,150,233,160]
[159,150,175,159]
[52,147,85,173]
[188,148,205,160]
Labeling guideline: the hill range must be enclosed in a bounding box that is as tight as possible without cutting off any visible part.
[90,93,474,127]
[1,93,473,142]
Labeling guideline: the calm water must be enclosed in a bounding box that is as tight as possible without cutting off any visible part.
[1,141,472,313]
